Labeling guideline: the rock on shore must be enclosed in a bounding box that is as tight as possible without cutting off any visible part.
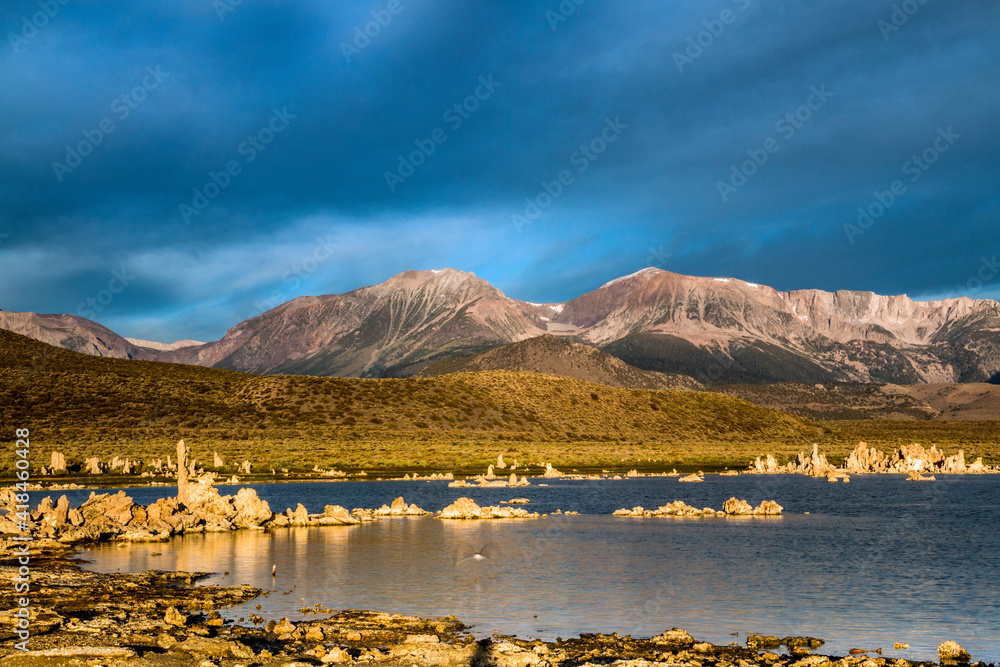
[938,640,972,662]
[448,473,529,488]
[752,441,997,476]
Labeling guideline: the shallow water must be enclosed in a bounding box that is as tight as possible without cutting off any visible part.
[75,475,1000,662]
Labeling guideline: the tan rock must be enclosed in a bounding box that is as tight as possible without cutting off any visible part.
[941,450,966,473]
[273,617,296,635]
[482,640,548,667]
[723,497,754,515]
[320,505,361,524]
[10,646,136,658]
[322,646,352,663]
[938,640,971,662]
[438,497,539,520]
[176,440,189,501]
[651,627,694,646]
[49,451,67,472]
[753,500,784,515]
[168,636,254,659]
[370,496,428,516]
[232,487,272,529]
[164,605,188,627]
[289,503,309,526]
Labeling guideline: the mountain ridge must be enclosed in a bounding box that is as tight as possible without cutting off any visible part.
[3,268,999,384]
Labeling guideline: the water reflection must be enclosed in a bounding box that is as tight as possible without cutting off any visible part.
[80,477,1000,662]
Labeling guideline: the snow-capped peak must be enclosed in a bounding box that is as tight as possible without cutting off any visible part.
[601,267,660,288]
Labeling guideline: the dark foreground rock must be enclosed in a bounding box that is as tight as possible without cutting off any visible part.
[0,541,991,667]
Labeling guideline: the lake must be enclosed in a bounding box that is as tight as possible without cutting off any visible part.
[70,474,1000,662]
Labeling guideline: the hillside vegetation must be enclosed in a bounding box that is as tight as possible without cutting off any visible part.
[2,330,997,473]
[2,329,821,472]
[418,334,701,390]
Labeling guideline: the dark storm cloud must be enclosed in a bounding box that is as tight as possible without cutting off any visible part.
[1,0,998,341]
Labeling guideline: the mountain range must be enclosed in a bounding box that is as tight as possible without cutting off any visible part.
[4,267,1000,385]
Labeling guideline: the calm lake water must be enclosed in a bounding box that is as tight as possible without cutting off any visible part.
[70,475,1000,662]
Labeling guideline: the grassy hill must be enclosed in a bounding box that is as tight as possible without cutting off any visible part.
[1,329,826,473]
[417,334,701,390]
[2,329,997,473]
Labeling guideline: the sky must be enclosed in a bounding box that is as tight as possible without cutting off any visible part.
[1,1,998,343]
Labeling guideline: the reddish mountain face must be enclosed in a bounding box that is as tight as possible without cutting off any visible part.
[162,268,549,376]
[556,269,1000,383]
[0,310,155,361]
[5,268,999,383]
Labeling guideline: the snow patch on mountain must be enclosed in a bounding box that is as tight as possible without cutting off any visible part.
[600,267,660,288]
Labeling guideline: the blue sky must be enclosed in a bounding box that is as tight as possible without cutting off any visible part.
[1,0,998,342]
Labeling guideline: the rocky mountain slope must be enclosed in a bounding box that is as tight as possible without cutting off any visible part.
[418,334,701,390]
[570,269,1000,385]
[162,268,547,376]
[0,309,155,360]
[6,268,1000,384]
[892,383,1000,420]
[125,337,204,352]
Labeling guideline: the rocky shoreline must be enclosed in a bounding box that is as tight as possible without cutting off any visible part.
[748,442,1000,477]
[1,443,994,666]
[1,540,991,667]
[12,440,999,496]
